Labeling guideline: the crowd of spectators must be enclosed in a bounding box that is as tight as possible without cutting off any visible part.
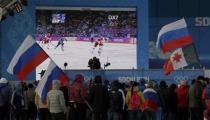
[1,75,210,120]
[36,10,136,38]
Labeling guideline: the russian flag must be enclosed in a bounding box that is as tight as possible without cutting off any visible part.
[7,35,49,80]
[35,61,69,101]
[143,88,159,112]
[156,18,193,53]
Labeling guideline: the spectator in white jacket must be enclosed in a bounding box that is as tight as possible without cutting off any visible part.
[47,80,66,120]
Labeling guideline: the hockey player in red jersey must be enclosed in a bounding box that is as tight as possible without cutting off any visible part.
[41,33,51,49]
[92,38,104,56]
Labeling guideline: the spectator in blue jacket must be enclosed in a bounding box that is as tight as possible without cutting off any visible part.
[0,77,12,120]
[143,80,159,120]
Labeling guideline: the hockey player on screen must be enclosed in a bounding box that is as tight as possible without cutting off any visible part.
[92,38,104,56]
[42,33,51,49]
[55,37,66,51]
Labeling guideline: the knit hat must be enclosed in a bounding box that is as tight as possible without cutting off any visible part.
[0,77,8,83]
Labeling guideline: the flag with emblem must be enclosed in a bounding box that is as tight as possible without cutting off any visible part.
[163,44,199,75]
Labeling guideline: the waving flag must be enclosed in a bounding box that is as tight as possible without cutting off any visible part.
[156,18,193,53]
[35,60,69,101]
[7,35,48,80]
[163,44,199,75]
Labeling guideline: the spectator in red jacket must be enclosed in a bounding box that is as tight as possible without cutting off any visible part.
[69,74,88,120]
[176,80,189,120]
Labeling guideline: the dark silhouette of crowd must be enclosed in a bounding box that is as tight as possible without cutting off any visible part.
[36,10,136,38]
[0,75,210,120]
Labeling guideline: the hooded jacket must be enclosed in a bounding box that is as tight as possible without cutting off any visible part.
[143,87,159,112]
[188,80,203,108]
[176,85,188,108]
[0,83,12,106]
[88,83,110,112]
[11,82,24,109]
[47,80,66,113]
[69,74,87,103]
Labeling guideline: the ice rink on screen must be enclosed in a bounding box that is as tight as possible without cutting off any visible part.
[36,38,136,79]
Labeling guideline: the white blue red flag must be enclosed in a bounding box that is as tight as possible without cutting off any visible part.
[7,35,49,80]
[156,18,193,53]
[143,88,159,111]
[35,60,68,101]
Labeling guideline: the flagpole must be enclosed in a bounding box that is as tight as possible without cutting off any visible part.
[84,99,93,111]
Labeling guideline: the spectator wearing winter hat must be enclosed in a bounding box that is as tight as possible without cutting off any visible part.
[157,80,168,120]
[164,84,178,120]
[188,76,204,120]
[176,80,189,120]
[11,81,25,120]
[108,80,123,120]
[69,74,88,120]
[47,80,66,120]
[143,80,159,120]
[88,75,109,120]
[0,77,12,120]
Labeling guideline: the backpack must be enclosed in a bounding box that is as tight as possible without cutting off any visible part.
[109,91,122,111]
[129,92,141,110]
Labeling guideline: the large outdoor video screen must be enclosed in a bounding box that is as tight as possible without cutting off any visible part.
[35,7,137,75]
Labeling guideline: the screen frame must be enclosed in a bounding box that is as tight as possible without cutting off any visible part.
[35,6,138,70]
